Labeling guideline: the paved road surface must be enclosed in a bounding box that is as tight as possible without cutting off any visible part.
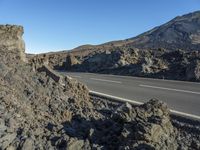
[61,72,200,116]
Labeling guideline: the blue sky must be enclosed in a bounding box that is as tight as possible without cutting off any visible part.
[0,0,200,54]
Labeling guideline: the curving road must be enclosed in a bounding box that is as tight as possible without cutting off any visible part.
[61,72,200,117]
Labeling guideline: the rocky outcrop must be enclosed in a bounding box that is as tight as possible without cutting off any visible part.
[0,64,93,149]
[0,24,94,149]
[186,60,200,81]
[65,54,79,70]
[112,99,178,149]
[59,48,200,82]
[0,25,26,64]
[28,52,69,70]
[37,65,62,82]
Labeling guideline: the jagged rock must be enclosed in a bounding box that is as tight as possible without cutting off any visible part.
[134,99,177,149]
[0,25,26,64]
[0,133,17,149]
[45,48,198,82]
[114,99,178,149]
[21,138,35,150]
[37,65,62,83]
[5,146,15,150]
[65,54,79,70]
[186,60,200,81]
[117,58,129,67]
[142,57,154,73]
[112,102,135,122]
[0,63,92,149]
[29,44,199,82]
[66,138,90,150]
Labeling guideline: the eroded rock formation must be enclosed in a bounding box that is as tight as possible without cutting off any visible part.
[0,25,26,64]
[112,99,178,149]
[57,48,199,82]
[65,54,80,70]
[186,60,200,81]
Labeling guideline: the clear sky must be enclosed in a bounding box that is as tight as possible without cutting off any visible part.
[0,0,199,54]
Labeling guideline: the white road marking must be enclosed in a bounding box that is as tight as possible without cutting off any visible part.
[89,90,200,120]
[170,110,200,120]
[72,75,82,78]
[90,78,122,84]
[139,84,200,95]
[90,90,142,105]
[84,72,200,85]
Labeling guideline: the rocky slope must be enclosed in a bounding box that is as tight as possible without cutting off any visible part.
[1,25,200,149]
[127,11,200,51]
[0,25,93,149]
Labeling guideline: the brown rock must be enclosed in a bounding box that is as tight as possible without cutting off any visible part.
[65,54,79,69]
[0,25,26,63]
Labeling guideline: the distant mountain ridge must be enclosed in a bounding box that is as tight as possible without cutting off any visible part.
[34,11,200,56]
[70,10,200,52]
[126,10,200,50]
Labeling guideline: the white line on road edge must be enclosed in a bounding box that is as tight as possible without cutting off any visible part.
[139,84,200,95]
[72,75,82,78]
[90,90,142,105]
[170,110,200,120]
[89,90,200,120]
[90,78,122,84]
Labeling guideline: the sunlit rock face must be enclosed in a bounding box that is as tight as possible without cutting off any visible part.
[0,25,26,65]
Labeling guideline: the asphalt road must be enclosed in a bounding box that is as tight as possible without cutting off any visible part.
[61,72,200,117]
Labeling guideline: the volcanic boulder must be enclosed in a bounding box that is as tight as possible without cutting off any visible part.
[113,99,178,149]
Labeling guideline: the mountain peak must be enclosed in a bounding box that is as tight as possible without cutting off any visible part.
[126,10,200,50]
